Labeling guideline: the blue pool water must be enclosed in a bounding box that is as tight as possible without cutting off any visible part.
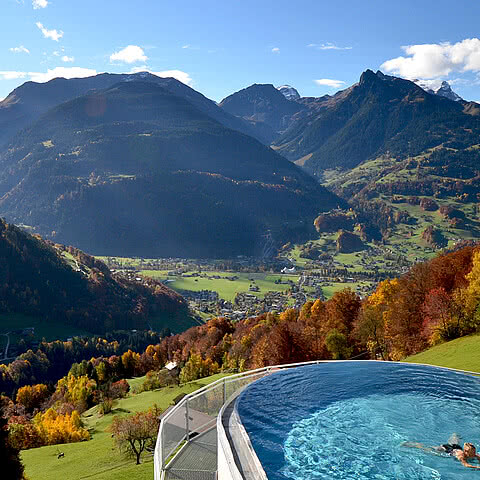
[236,361,480,480]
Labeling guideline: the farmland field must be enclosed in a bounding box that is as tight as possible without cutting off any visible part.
[140,270,299,302]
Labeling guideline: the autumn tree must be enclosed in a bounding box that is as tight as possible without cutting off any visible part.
[110,407,161,464]
[16,384,50,412]
[55,373,97,412]
[304,299,326,357]
[421,287,457,343]
[458,250,480,333]
[353,279,399,359]
[179,354,219,383]
[33,408,89,445]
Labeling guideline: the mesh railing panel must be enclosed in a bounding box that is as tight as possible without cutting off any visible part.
[162,403,187,464]
[187,382,225,419]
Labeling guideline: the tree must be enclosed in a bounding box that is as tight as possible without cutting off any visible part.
[16,384,50,412]
[421,287,457,343]
[325,329,352,360]
[353,279,399,360]
[110,407,161,464]
[0,416,24,480]
[33,408,89,445]
[179,354,219,383]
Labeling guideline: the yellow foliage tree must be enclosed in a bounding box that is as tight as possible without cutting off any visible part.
[354,279,399,360]
[179,354,219,383]
[16,384,49,412]
[460,250,480,331]
[56,374,97,411]
[33,408,89,445]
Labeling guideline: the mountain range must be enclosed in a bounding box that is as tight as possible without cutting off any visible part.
[0,75,342,258]
[1,69,479,259]
[219,71,478,175]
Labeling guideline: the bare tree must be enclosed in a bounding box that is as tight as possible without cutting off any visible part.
[110,407,161,464]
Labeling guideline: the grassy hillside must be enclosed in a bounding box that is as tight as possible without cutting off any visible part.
[22,373,229,480]
[404,335,480,372]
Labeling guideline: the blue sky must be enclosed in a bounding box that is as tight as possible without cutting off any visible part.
[2,0,480,102]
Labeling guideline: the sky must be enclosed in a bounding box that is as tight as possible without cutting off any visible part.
[2,0,480,102]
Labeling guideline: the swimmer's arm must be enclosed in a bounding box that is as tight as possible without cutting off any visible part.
[459,459,480,469]
[456,452,480,469]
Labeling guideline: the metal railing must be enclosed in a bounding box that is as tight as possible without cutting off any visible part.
[153,360,325,480]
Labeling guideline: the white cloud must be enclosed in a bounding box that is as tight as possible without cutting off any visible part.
[308,43,352,51]
[0,67,97,82]
[61,55,74,63]
[271,47,280,54]
[181,44,200,50]
[36,22,63,42]
[314,78,346,89]
[110,45,147,64]
[0,71,27,80]
[32,0,48,8]
[9,45,30,54]
[28,67,97,83]
[129,66,193,85]
[381,38,480,79]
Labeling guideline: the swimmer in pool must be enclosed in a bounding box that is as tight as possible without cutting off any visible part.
[402,434,480,469]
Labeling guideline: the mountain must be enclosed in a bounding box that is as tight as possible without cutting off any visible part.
[277,85,301,101]
[0,72,266,147]
[414,79,463,102]
[0,81,344,258]
[0,218,192,334]
[219,83,305,143]
[273,70,480,175]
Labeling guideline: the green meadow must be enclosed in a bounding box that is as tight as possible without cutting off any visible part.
[22,373,229,480]
[141,270,299,302]
[404,334,480,373]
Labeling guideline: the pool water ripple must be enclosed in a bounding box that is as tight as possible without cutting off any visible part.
[236,362,480,480]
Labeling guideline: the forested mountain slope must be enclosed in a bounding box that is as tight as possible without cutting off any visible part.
[0,72,267,146]
[0,218,191,334]
[0,81,344,258]
[273,70,480,175]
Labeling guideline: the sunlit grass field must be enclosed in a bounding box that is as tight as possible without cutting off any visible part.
[141,270,299,302]
[405,334,480,373]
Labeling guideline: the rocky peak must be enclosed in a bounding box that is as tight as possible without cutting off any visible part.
[276,85,301,101]
[414,79,463,102]
[359,69,377,86]
[436,81,462,102]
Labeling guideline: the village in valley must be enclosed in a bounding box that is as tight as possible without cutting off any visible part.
[101,243,414,323]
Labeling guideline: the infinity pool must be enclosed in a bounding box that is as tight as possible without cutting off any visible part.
[236,361,480,480]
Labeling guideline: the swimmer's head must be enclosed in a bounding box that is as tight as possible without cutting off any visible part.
[464,443,476,456]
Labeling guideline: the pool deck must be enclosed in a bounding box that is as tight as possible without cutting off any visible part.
[164,427,217,480]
